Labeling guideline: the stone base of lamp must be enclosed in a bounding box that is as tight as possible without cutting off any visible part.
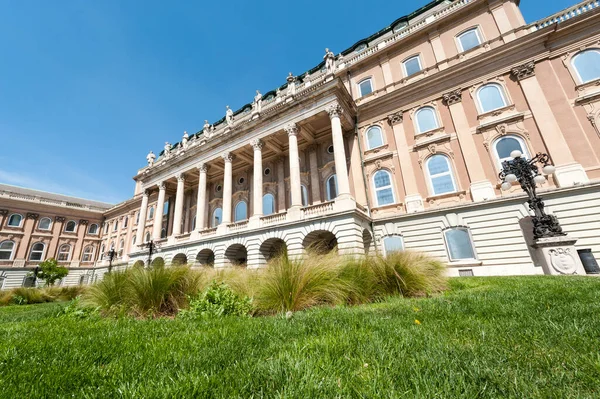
[533,235,586,275]
[405,194,424,213]
[470,180,496,202]
[553,163,589,188]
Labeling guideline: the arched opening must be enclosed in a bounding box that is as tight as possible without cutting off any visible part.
[362,229,373,255]
[172,253,188,266]
[302,230,338,254]
[151,257,165,268]
[260,238,287,263]
[132,260,145,269]
[224,244,248,267]
[196,249,215,267]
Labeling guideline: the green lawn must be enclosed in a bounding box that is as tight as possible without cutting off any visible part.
[1,276,599,398]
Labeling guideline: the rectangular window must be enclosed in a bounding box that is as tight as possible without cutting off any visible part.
[383,236,404,255]
[358,79,373,97]
[444,228,476,261]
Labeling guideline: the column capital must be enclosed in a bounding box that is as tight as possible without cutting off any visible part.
[306,144,318,153]
[79,219,89,225]
[26,213,39,220]
[55,216,66,223]
[326,102,343,119]
[197,163,209,173]
[176,173,185,182]
[511,61,535,81]
[284,123,298,137]
[157,181,166,190]
[0,209,8,216]
[222,152,234,163]
[250,138,264,150]
[142,189,150,197]
[387,112,404,126]
[442,89,462,106]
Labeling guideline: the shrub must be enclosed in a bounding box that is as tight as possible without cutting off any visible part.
[83,271,130,313]
[179,281,252,319]
[60,297,99,319]
[0,286,84,306]
[36,258,69,287]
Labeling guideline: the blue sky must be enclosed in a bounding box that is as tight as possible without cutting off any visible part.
[0,0,576,204]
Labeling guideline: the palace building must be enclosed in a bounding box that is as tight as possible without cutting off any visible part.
[2,0,600,287]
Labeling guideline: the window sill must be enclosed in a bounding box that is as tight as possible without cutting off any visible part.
[426,190,467,204]
[447,260,483,267]
[364,144,389,156]
[415,126,445,138]
[371,202,404,214]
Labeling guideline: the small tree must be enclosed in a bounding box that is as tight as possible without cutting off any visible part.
[37,258,69,287]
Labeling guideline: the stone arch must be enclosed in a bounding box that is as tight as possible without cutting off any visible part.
[172,253,188,266]
[224,243,248,267]
[303,230,338,254]
[132,260,145,268]
[151,257,165,268]
[362,228,373,255]
[259,238,287,263]
[196,249,215,267]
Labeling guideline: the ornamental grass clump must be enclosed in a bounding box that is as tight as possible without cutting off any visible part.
[0,286,85,306]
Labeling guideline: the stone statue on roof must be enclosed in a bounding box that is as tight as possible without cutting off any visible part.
[286,73,296,96]
[253,90,262,113]
[181,131,189,149]
[164,142,172,158]
[324,48,336,75]
[146,150,156,167]
[225,105,234,126]
[203,120,215,139]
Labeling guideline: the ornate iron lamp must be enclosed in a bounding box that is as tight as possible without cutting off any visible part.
[106,248,117,273]
[143,240,159,268]
[499,151,565,240]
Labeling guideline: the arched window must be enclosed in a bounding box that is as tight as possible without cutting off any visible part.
[135,212,140,225]
[358,78,373,97]
[326,175,338,201]
[148,207,155,220]
[123,216,128,228]
[0,240,15,260]
[38,217,52,230]
[301,185,309,207]
[100,244,105,260]
[235,201,248,222]
[263,193,275,215]
[65,220,77,232]
[161,228,167,239]
[457,27,482,52]
[493,135,529,167]
[163,201,169,215]
[415,107,439,134]
[191,216,197,231]
[113,220,118,231]
[366,126,384,150]
[109,241,115,251]
[131,235,136,247]
[118,239,125,256]
[403,55,422,77]
[572,49,600,83]
[57,244,71,261]
[477,84,507,113]
[383,236,404,255]
[29,242,45,261]
[426,155,456,195]
[373,170,395,206]
[82,246,94,262]
[144,232,151,243]
[104,222,110,234]
[212,208,222,227]
[444,227,476,261]
[7,214,23,227]
[88,224,99,234]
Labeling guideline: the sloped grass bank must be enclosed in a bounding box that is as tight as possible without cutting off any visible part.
[1,276,599,398]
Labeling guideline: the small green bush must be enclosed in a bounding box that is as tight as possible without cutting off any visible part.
[36,258,69,287]
[179,281,252,319]
[60,297,99,319]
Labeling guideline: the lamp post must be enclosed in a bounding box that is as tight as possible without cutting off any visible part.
[106,248,116,273]
[143,240,159,268]
[499,150,565,240]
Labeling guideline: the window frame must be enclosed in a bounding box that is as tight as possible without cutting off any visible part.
[57,244,71,262]
[212,207,223,227]
[7,213,23,228]
[425,154,457,196]
[301,185,309,207]
[113,220,118,231]
[123,216,129,228]
[144,232,151,243]
[82,245,94,262]
[88,223,99,235]
[456,27,483,53]
[326,174,338,201]
[64,220,77,233]
[492,135,530,170]
[38,217,52,231]
[476,83,508,114]
[234,200,248,222]
[382,235,404,256]
[402,54,422,77]
[357,77,374,98]
[148,206,155,220]
[29,242,46,261]
[0,240,16,261]
[414,106,440,134]
[365,125,385,150]
[443,227,477,262]
[263,193,276,215]
[571,49,600,84]
[372,169,396,207]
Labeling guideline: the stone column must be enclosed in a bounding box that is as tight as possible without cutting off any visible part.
[490,1,516,42]
[135,190,149,245]
[222,152,233,224]
[285,124,303,208]
[276,157,286,212]
[442,89,496,202]
[511,62,588,187]
[251,139,264,217]
[326,102,351,198]
[172,174,185,236]
[387,112,424,212]
[152,182,166,240]
[308,145,321,204]
[195,163,208,230]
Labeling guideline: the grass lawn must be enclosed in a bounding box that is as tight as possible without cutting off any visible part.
[1,276,599,398]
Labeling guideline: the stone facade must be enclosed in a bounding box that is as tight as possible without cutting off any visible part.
[2,0,600,287]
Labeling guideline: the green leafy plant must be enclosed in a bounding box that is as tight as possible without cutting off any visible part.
[60,297,99,319]
[36,258,69,287]
[179,281,252,318]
